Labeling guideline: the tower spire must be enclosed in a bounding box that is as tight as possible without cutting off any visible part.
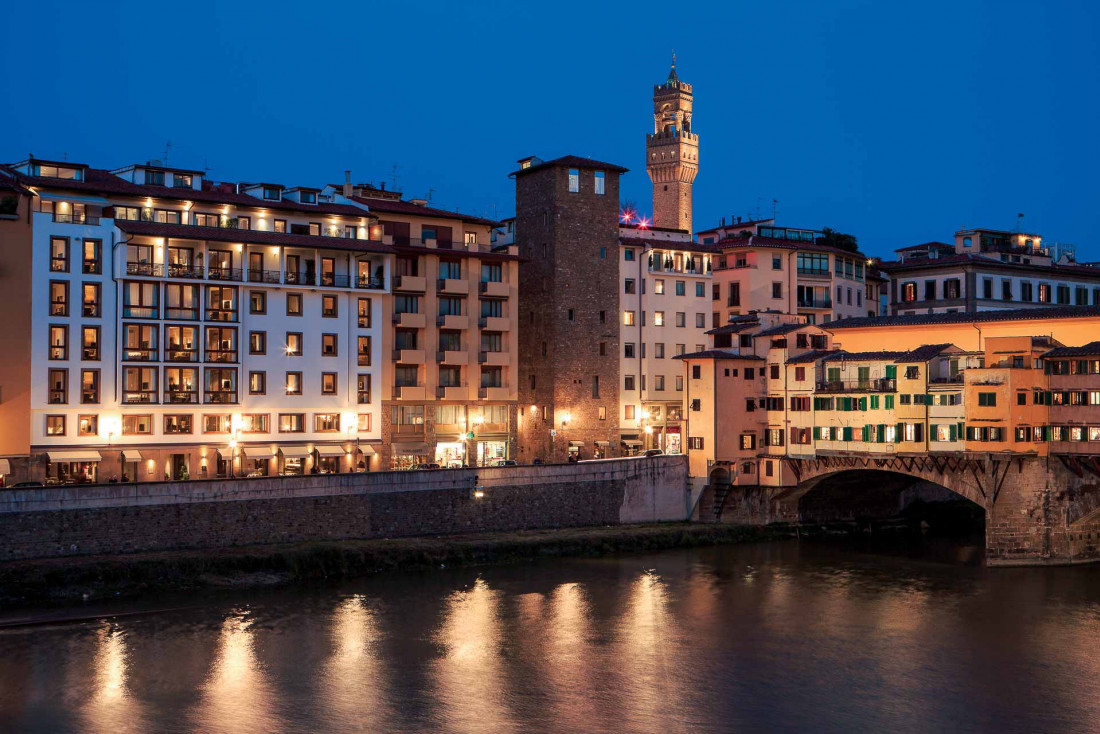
[646,59,698,232]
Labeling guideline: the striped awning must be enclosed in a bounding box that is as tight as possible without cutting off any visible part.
[47,450,102,462]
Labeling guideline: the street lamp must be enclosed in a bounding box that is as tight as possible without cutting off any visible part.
[228,430,240,478]
[346,422,360,472]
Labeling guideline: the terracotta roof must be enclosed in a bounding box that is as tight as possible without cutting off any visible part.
[695,217,775,235]
[879,253,1100,278]
[705,321,760,335]
[713,234,868,260]
[674,349,764,361]
[821,350,910,363]
[511,155,629,178]
[824,305,1100,329]
[754,323,811,338]
[1043,341,1100,359]
[115,220,391,254]
[900,343,957,362]
[786,349,842,364]
[619,236,717,254]
[896,241,954,252]
[352,196,501,227]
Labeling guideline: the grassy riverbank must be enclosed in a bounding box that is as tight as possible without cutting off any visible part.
[0,523,797,608]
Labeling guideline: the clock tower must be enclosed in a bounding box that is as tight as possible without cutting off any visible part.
[646,56,698,232]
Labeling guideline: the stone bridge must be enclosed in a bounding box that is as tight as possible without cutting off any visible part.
[699,452,1100,566]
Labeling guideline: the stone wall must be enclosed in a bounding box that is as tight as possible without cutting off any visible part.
[0,456,689,561]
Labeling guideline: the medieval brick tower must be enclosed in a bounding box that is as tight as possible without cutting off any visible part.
[646,57,698,232]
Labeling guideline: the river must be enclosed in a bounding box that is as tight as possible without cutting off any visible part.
[3,537,1100,733]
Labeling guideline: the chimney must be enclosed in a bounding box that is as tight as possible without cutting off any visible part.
[343,171,352,198]
[380,182,386,191]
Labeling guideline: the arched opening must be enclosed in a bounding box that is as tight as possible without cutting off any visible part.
[796,470,985,556]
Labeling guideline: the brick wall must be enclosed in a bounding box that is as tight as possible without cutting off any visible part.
[0,456,689,561]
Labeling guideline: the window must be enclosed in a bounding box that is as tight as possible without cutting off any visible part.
[594,170,605,194]
[121,415,152,435]
[80,370,98,404]
[482,366,504,389]
[82,239,101,274]
[357,413,372,432]
[321,372,338,395]
[48,324,68,360]
[203,414,232,434]
[249,331,266,355]
[77,414,98,436]
[286,332,303,356]
[358,298,372,328]
[279,414,304,433]
[286,293,303,316]
[654,279,665,295]
[675,281,686,296]
[653,375,665,391]
[322,295,337,318]
[357,374,371,404]
[49,280,68,316]
[901,282,917,302]
[625,278,636,294]
[45,415,66,436]
[740,433,757,450]
[50,237,69,272]
[568,168,579,192]
[240,414,268,433]
[249,371,266,394]
[322,334,338,356]
[122,366,157,404]
[978,392,997,406]
[654,311,665,326]
[358,336,372,366]
[286,372,303,395]
[655,343,665,359]
[772,282,782,299]
[772,255,782,270]
[625,248,635,261]
[624,311,635,326]
[395,365,419,387]
[315,413,340,432]
[624,375,635,390]
[675,375,684,391]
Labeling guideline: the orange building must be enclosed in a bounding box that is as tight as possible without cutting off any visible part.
[1043,342,1100,452]
[963,336,1056,454]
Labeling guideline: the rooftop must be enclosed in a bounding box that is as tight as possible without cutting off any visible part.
[823,305,1100,330]
[510,155,629,178]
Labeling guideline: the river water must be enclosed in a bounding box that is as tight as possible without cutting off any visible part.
[3,538,1100,733]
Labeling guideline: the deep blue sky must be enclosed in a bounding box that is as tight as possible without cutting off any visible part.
[3,1,1097,258]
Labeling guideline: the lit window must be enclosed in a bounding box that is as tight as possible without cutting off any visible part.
[568,169,579,193]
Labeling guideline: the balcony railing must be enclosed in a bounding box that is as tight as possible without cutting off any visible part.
[207,267,242,282]
[284,271,315,286]
[248,269,281,284]
[167,264,205,279]
[122,390,158,404]
[930,375,965,384]
[122,306,158,319]
[126,262,162,277]
[204,390,238,404]
[165,307,199,321]
[320,273,351,288]
[816,378,896,393]
[204,349,238,363]
[165,347,198,362]
[122,347,158,361]
[797,296,832,309]
[53,213,100,225]
[355,276,384,290]
[164,390,198,404]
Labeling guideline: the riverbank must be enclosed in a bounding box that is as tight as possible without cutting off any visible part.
[0,522,798,609]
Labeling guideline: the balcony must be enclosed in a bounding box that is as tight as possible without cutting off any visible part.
[394,275,427,292]
[164,389,198,404]
[167,264,205,279]
[437,314,469,330]
[320,273,351,288]
[393,312,426,329]
[208,267,242,282]
[126,262,163,277]
[437,350,469,365]
[284,270,315,286]
[355,275,384,290]
[247,269,281,284]
[479,386,510,401]
[165,347,198,362]
[205,349,238,363]
[122,390,158,404]
[479,316,510,331]
[437,278,470,295]
[479,350,509,366]
[437,385,470,400]
[479,280,509,298]
[816,378,896,393]
[392,349,426,364]
[930,375,965,384]
[394,385,428,400]
[798,295,832,309]
[204,390,238,404]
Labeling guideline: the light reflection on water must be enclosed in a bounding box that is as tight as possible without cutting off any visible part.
[3,540,1100,732]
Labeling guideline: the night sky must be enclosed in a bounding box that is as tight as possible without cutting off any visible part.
[3,0,1097,258]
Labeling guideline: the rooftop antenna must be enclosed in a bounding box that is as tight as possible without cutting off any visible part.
[389,164,400,192]
[426,188,435,204]
[164,141,171,166]
[772,198,778,220]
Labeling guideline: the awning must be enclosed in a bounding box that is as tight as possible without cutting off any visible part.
[594,440,610,446]
[0,459,10,474]
[314,445,346,457]
[279,446,312,459]
[37,192,111,206]
[123,450,142,462]
[568,440,584,447]
[622,440,643,447]
[392,443,430,455]
[242,447,275,460]
[47,450,102,462]
[358,445,377,456]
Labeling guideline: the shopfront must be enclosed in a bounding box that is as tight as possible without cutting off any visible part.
[434,440,466,468]
[621,437,643,456]
[392,443,430,470]
[593,440,610,459]
[279,446,311,475]
[568,440,583,461]
[664,426,682,454]
[46,450,102,483]
[476,439,507,466]
[314,445,345,473]
[242,447,272,477]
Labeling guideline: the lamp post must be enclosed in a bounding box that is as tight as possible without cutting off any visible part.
[346,422,360,472]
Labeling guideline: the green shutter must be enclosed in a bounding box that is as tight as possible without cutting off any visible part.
[885,395,894,409]
[877,424,886,443]
[949,424,957,441]
[870,395,879,410]
[813,426,821,440]
[885,365,897,379]
[896,422,904,441]
[930,424,939,441]
[843,427,853,441]
[860,397,868,411]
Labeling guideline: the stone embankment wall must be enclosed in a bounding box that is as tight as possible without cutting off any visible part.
[0,457,690,561]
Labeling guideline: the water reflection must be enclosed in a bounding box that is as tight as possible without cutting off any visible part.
[79,624,147,734]
[430,577,517,733]
[191,610,280,734]
[320,595,391,730]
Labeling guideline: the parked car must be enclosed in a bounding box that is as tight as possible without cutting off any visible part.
[493,459,518,467]
[643,449,664,457]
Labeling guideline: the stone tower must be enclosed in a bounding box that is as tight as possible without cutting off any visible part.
[646,57,698,232]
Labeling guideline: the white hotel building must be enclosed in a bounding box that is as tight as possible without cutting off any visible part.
[0,157,518,484]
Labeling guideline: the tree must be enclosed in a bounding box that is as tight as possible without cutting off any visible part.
[816,227,859,253]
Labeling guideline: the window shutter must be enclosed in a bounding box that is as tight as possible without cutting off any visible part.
[930,424,939,441]
[949,424,957,441]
